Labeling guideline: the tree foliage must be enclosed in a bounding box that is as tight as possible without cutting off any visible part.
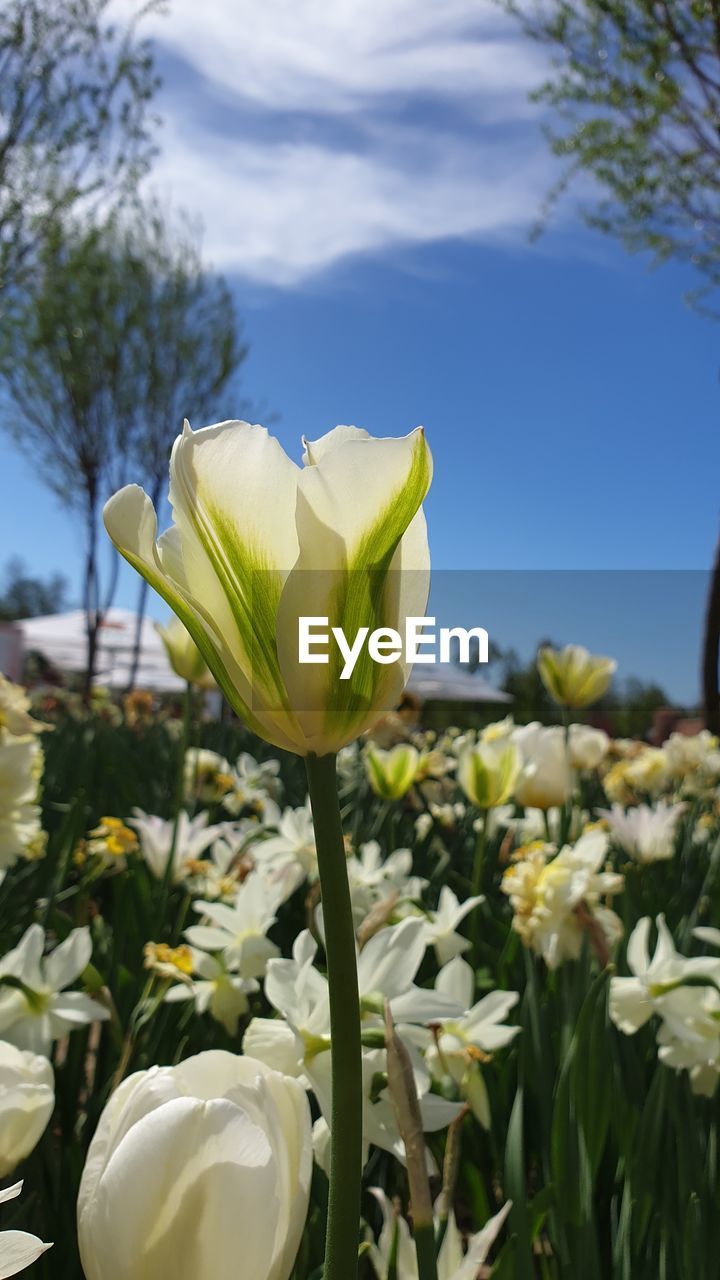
[0,208,247,687]
[504,0,720,302]
[0,0,160,294]
[0,557,68,620]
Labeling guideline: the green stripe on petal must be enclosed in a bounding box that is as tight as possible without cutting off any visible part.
[103,486,299,753]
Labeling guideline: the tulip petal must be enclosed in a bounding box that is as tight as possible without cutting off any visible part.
[0,1230,52,1278]
[79,1096,278,1280]
[277,428,431,750]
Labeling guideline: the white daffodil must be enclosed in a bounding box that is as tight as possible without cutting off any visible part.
[511,723,573,811]
[251,799,317,901]
[129,808,227,881]
[0,1043,54,1177]
[663,730,720,786]
[245,922,463,1164]
[0,737,45,868]
[423,886,485,966]
[0,925,109,1056]
[0,677,50,739]
[183,748,234,805]
[538,644,616,708]
[0,1182,51,1278]
[610,916,720,1095]
[501,830,624,969]
[104,420,432,756]
[221,752,282,817]
[185,872,281,979]
[599,801,685,864]
[346,841,426,917]
[367,1187,510,1280]
[425,957,520,1127]
[609,916,720,1037]
[164,950,258,1036]
[77,1051,312,1280]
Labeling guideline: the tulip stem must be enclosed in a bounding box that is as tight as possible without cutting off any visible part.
[305,752,362,1280]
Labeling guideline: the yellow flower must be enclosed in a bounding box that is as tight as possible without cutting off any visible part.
[538,644,616,708]
[143,942,194,979]
[87,817,139,863]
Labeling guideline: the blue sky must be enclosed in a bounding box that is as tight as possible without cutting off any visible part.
[2,1,719,702]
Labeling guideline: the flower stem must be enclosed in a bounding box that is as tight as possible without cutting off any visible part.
[305,752,362,1280]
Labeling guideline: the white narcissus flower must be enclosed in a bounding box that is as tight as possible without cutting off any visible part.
[155,616,214,687]
[251,799,317,901]
[164,950,258,1036]
[0,737,45,868]
[185,873,281,979]
[0,925,109,1056]
[0,1182,51,1278]
[425,957,520,1128]
[511,724,573,811]
[0,1043,54,1177]
[610,916,720,1095]
[537,644,616,708]
[423,886,484,966]
[365,744,421,800]
[104,421,432,756]
[77,1051,312,1280]
[244,922,463,1164]
[501,831,624,969]
[0,677,50,738]
[663,730,720,783]
[221,753,282,817]
[183,748,234,805]
[367,1187,510,1280]
[129,809,226,881]
[609,915,720,1037]
[457,740,521,809]
[599,801,685,864]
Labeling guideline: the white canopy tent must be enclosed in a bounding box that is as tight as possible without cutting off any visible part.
[18,609,185,692]
[407,664,512,705]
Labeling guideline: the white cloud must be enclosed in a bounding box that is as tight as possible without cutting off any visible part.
[120,0,557,284]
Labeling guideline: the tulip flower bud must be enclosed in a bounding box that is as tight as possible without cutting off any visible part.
[104,421,432,756]
[457,741,521,809]
[364,743,421,799]
[155,617,215,688]
[0,1042,54,1177]
[537,644,616,709]
[77,1050,312,1280]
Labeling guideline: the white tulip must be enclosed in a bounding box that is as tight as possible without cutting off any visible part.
[104,420,432,756]
[0,1044,54,1177]
[77,1050,312,1280]
[568,724,610,771]
[511,723,573,811]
